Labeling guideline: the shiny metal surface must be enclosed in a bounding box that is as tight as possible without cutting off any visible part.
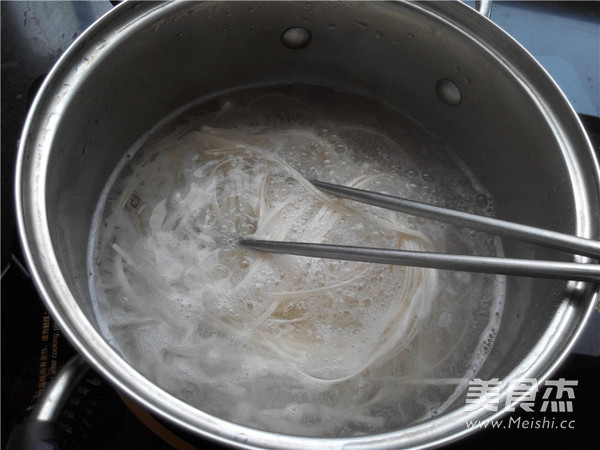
[475,0,493,18]
[239,239,600,282]
[15,1,600,448]
[310,179,600,258]
[5,356,91,450]
[32,356,90,422]
[1,0,111,270]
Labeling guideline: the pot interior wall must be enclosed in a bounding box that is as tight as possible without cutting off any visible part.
[35,0,597,423]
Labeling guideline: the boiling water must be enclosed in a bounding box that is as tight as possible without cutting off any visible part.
[89,86,504,437]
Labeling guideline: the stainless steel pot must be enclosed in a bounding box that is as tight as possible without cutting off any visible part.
[15,1,600,448]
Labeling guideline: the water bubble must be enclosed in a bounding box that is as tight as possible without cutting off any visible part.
[476,193,488,208]
[421,171,434,182]
[334,143,346,153]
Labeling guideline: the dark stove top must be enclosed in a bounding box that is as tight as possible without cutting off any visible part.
[2,2,598,449]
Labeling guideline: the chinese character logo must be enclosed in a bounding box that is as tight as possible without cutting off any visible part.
[465,377,577,413]
[540,378,577,413]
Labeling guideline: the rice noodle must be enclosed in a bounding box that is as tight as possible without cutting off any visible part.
[89,87,504,437]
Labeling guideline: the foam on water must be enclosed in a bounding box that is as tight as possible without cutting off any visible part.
[88,86,505,437]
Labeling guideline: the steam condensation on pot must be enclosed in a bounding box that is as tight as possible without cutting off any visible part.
[88,86,505,437]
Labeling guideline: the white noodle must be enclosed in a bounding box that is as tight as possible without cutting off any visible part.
[89,89,504,437]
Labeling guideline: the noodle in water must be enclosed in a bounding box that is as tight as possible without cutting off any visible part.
[89,87,504,436]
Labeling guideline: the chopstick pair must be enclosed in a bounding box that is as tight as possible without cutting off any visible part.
[239,180,600,283]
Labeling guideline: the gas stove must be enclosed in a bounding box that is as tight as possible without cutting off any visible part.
[2,2,598,449]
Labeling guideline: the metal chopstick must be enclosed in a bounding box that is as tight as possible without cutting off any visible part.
[310,179,600,258]
[238,180,600,282]
[238,239,600,282]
